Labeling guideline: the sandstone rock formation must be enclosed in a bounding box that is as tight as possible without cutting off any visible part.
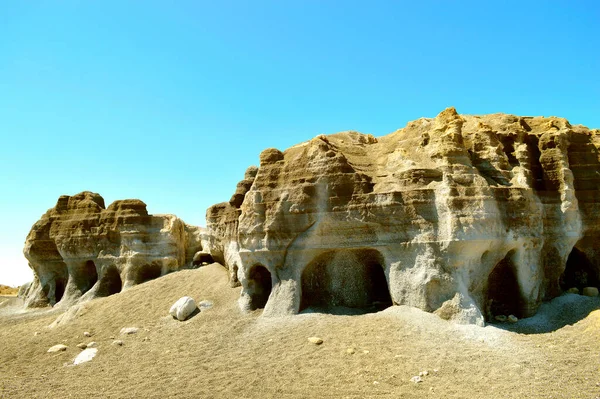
[22,192,204,308]
[205,107,600,325]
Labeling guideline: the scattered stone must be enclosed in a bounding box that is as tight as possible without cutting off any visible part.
[433,369,439,373]
[308,337,323,345]
[346,348,356,355]
[419,370,429,377]
[363,350,370,354]
[373,381,379,385]
[566,287,579,294]
[583,287,599,297]
[410,376,423,383]
[169,296,198,321]
[34,332,39,336]
[73,348,97,365]
[47,344,67,353]
[507,315,519,323]
[198,300,213,310]
[112,340,123,346]
[120,327,139,335]
[494,315,507,322]
[86,342,97,348]
[76,343,87,350]
[83,331,92,337]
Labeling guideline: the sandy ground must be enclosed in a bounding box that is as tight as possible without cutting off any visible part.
[1,264,600,399]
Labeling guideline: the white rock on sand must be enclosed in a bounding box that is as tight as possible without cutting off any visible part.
[169,296,198,321]
[308,337,323,345]
[73,348,97,365]
[47,344,67,353]
[120,327,139,335]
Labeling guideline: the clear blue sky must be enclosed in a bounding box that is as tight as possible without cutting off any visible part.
[1,1,598,286]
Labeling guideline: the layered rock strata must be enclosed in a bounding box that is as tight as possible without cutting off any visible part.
[22,192,203,308]
[206,108,600,325]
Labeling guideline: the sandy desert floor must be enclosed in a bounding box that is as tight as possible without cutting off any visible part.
[1,263,600,399]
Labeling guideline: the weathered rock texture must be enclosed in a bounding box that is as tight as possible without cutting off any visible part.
[205,108,600,325]
[22,192,203,308]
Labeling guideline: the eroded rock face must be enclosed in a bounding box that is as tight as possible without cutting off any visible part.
[206,108,600,324]
[23,192,203,308]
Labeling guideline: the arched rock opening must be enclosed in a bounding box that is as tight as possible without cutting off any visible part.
[42,275,67,306]
[485,251,524,321]
[560,247,599,291]
[96,266,123,297]
[300,248,392,313]
[77,260,98,294]
[248,265,272,310]
[133,262,162,285]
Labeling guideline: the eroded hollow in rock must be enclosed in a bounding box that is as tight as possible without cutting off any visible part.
[485,251,524,320]
[248,265,272,310]
[133,262,162,285]
[77,260,98,294]
[300,249,392,314]
[560,247,598,291]
[96,266,123,297]
[42,274,67,306]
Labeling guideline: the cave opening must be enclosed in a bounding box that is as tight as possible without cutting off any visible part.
[560,247,598,292]
[53,277,66,305]
[300,249,392,314]
[134,262,162,285]
[96,266,123,297]
[485,251,524,321]
[248,265,272,310]
[79,260,98,294]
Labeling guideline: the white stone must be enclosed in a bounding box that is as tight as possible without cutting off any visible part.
[73,348,97,365]
[83,331,92,337]
[169,296,198,321]
[47,344,67,353]
[86,341,97,348]
[583,287,599,297]
[410,376,423,383]
[419,370,429,377]
[308,336,323,345]
[120,327,139,335]
[112,340,123,346]
[76,343,87,349]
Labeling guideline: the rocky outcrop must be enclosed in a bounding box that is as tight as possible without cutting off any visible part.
[206,108,600,325]
[23,192,204,308]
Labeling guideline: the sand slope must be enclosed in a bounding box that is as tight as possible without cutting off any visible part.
[1,264,600,399]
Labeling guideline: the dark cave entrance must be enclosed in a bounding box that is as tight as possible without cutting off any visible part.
[133,262,162,285]
[230,263,240,288]
[485,251,524,321]
[248,265,272,310]
[53,277,66,305]
[560,247,599,292]
[300,249,392,314]
[78,260,99,294]
[97,266,123,297]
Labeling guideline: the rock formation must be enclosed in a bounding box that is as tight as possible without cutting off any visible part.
[22,192,203,308]
[205,107,600,325]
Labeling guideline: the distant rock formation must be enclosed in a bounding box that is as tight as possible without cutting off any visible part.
[22,192,203,308]
[205,107,600,325]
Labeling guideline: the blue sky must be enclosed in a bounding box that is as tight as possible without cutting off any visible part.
[1,1,599,286]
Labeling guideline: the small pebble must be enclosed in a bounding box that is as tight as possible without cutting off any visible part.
[47,344,67,353]
[120,327,139,335]
[308,337,323,345]
[112,340,123,346]
[83,332,92,337]
[363,350,370,354]
[419,370,429,377]
[346,348,356,355]
[76,343,87,350]
[583,287,599,297]
[507,315,518,323]
[494,315,507,322]
[566,287,579,294]
[410,376,423,383]
[86,342,97,348]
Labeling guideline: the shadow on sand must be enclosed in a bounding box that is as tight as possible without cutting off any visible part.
[489,293,600,334]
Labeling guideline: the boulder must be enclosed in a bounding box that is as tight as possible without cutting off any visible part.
[169,296,198,321]
[204,108,600,324]
[120,327,139,335]
[22,192,205,308]
[582,287,599,297]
